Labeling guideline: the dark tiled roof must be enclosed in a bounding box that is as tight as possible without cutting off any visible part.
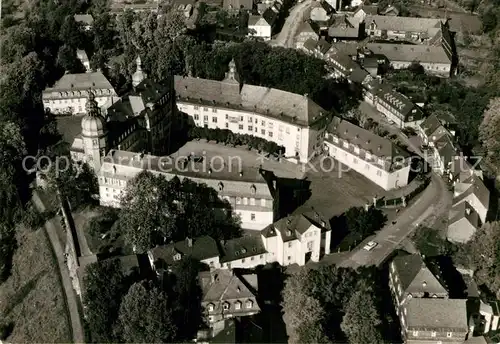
[448,201,480,228]
[328,15,360,38]
[320,0,335,14]
[370,82,424,120]
[435,134,456,166]
[43,72,115,94]
[326,117,408,171]
[303,38,318,52]
[262,7,278,26]
[317,39,332,54]
[220,236,267,263]
[364,15,443,33]
[267,212,329,242]
[355,5,378,15]
[149,236,220,267]
[406,298,468,331]
[453,174,490,210]
[174,75,328,127]
[392,253,447,296]
[348,67,369,83]
[365,43,451,64]
[420,114,443,137]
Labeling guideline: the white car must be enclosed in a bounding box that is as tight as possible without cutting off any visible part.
[363,241,378,251]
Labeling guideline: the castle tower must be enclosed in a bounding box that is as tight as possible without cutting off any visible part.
[224,59,239,83]
[81,90,107,171]
[132,56,147,87]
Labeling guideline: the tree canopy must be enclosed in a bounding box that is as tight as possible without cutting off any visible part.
[479,97,500,175]
[341,290,383,344]
[345,206,387,238]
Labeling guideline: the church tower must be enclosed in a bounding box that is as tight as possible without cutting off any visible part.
[81,90,108,171]
[132,56,147,87]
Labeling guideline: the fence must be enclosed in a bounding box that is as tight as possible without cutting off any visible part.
[374,176,431,209]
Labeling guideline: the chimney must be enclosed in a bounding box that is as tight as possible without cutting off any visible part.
[239,171,243,177]
[211,271,217,283]
[186,237,193,247]
[465,207,471,216]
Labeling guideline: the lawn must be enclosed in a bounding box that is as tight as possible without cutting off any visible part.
[0,226,72,343]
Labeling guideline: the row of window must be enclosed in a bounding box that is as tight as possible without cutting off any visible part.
[207,299,254,312]
[328,146,385,177]
[235,197,267,207]
[192,113,294,134]
[221,254,265,268]
[411,330,454,338]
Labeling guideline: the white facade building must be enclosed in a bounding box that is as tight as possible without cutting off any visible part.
[175,60,329,164]
[248,8,277,40]
[98,150,276,231]
[42,72,117,115]
[324,117,411,190]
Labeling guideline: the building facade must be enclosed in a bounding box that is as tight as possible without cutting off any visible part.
[42,71,117,115]
[324,117,411,190]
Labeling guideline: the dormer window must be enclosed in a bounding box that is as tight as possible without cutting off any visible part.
[173,253,181,261]
[250,184,256,194]
[245,300,253,308]
[218,182,224,191]
[208,303,214,312]
[235,301,242,310]
[223,302,230,310]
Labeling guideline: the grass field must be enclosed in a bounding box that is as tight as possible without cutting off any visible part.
[0,226,72,343]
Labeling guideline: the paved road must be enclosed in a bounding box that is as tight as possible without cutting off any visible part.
[272,0,313,47]
[339,173,449,268]
[33,192,85,344]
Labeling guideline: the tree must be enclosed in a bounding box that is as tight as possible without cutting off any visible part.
[118,171,177,252]
[465,222,500,298]
[0,222,16,283]
[82,259,129,343]
[345,206,387,238]
[341,290,383,344]
[481,7,498,33]
[118,281,177,343]
[479,97,500,175]
[57,44,85,73]
[282,269,325,343]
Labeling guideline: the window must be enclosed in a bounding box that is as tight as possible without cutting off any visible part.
[287,256,291,260]
[261,129,265,135]
[377,170,382,176]
[353,158,358,164]
[194,105,199,110]
[447,332,452,338]
[288,242,292,248]
[242,258,246,263]
[261,120,265,126]
[235,301,241,310]
[240,116,244,121]
[251,213,256,221]
[431,331,436,337]
[279,125,283,132]
[343,141,349,148]
[236,197,241,204]
[365,164,370,170]
[307,241,313,251]
[246,300,253,308]
[204,107,209,111]
[173,253,181,261]
[259,254,263,259]
[412,331,418,337]
[225,123,229,128]
[268,131,273,137]
[208,303,214,312]
[248,117,252,123]
[203,115,208,121]
[243,197,248,205]
[248,126,253,131]
[225,114,228,119]
[251,256,254,261]
[223,302,230,310]
[212,117,217,123]
[239,124,244,130]
[250,198,255,205]
[212,108,217,113]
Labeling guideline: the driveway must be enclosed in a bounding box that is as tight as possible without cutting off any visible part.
[272,0,313,48]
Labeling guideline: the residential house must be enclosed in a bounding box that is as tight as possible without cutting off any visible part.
[452,174,490,223]
[389,253,449,312]
[301,38,332,58]
[447,201,481,244]
[448,155,483,185]
[76,49,91,72]
[352,4,378,21]
[199,269,260,324]
[380,5,399,16]
[364,15,444,41]
[418,114,450,146]
[248,8,277,40]
[260,211,332,266]
[295,21,319,49]
[325,51,360,79]
[432,133,456,175]
[42,71,117,115]
[310,1,335,22]
[360,53,386,76]
[328,15,362,41]
[363,80,424,128]
[219,236,268,269]
[175,59,330,164]
[465,336,489,344]
[324,117,411,190]
[402,298,469,343]
[478,301,500,334]
[147,236,222,273]
[365,43,452,77]
[223,0,254,11]
[74,14,94,30]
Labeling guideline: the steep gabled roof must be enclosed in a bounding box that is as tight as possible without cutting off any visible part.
[199,269,259,303]
[392,254,448,296]
[406,298,468,331]
[149,236,220,267]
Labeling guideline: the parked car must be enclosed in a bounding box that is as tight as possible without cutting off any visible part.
[363,241,378,251]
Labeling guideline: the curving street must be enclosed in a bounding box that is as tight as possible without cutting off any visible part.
[272,0,313,48]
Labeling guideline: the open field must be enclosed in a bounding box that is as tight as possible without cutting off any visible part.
[0,226,72,343]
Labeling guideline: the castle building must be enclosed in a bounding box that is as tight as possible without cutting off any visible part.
[174,59,330,164]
